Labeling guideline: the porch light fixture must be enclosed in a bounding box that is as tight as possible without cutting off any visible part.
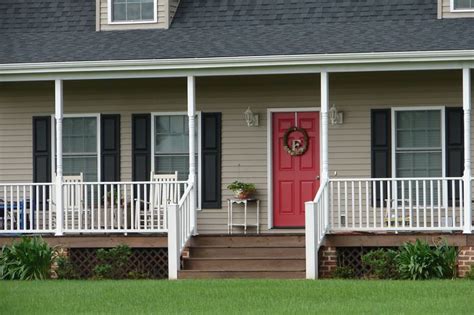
[329,104,344,125]
[244,107,259,127]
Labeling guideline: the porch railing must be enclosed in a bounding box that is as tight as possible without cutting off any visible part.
[305,178,329,279]
[328,177,465,232]
[167,182,195,279]
[0,183,55,234]
[0,181,190,234]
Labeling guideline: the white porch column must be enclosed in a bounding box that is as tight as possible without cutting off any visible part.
[463,68,472,234]
[321,72,329,181]
[54,79,64,236]
[187,76,197,235]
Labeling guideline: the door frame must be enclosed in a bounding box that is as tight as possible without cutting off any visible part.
[267,107,321,229]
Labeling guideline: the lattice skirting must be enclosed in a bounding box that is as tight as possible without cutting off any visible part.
[69,248,168,279]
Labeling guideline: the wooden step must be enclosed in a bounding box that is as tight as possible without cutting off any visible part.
[190,246,305,258]
[178,270,306,279]
[189,235,305,247]
[183,258,305,271]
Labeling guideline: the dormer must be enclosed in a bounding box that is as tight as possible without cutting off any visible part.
[96,0,181,31]
[438,0,474,18]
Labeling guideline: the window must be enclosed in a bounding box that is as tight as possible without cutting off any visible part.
[152,113,199,182]
[152,113,201,208]
[110,0,156,23]
[452,0,474,11]
[394,110,443,178]
[58,116,100,182]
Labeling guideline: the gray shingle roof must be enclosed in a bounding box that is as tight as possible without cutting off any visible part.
[1,0,474,64]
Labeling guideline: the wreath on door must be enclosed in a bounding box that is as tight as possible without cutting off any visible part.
[283,126,309,156]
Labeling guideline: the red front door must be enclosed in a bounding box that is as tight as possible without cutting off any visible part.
[272,112,320,227]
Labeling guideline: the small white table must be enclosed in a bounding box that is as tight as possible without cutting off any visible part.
[227,198,260,235]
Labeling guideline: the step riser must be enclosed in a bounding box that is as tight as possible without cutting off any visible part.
[178,271,306,279]
[190,247,305,258]
[183,259,305,271]
[190,236,305,247]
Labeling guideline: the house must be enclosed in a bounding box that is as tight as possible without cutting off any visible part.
[1,0,474,279]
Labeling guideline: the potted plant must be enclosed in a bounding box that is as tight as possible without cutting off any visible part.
[227,181,256,200]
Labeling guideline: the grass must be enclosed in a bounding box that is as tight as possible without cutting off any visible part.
[1,280,474,314]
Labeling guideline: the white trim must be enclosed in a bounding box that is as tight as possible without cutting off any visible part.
[51,113,101,182]
[107,0,158,24]
[450,0,474,12]
[1,50,474,82]
[266,107,321,230]
[151,111,202,210]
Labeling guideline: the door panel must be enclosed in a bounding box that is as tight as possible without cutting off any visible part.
[272,111,320,227]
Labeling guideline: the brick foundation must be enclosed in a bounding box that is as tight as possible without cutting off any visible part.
[458,246,474,278]
[319,246,337,278]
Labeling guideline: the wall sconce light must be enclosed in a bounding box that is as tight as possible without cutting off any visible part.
[329,104,343,125]
[244,107,259,127]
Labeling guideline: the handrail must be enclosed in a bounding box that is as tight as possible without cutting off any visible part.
[329,177,463,182]
[168,182,195,279]
[313,177,329,202]
[306,178,329,279]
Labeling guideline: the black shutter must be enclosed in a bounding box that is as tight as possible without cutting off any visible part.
[201,113,222,209]
[33,116,52,183]
[101,114,120,182]
[446,108,464,177]
[132,114,151,181]
[371,109,391,206]
[446,108,464,203]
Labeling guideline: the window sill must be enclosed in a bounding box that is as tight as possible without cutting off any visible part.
[108,20,158,25]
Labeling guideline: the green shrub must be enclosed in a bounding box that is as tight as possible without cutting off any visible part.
[332,266,356,279]
[93,245,132,279]
[466,266,474,280]
[56,256,80,280]
[0,237,54,280]
[362,249,399,279]
[396,239,457,280]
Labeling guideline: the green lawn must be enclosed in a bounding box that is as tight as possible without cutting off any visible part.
[1,280,474,314]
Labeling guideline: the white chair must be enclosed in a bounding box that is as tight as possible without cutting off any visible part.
[136,172,179,230]
[51,173,84,230]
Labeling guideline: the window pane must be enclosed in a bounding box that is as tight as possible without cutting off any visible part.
[61,117,98,182]
[396,152,442,178]
[127,3,141,20]
[142,2,154,20]
[112,0,155,22]
[64,156,98,182]
[454,0,474,9]
[396,110,440,149]
[113,3,126,21]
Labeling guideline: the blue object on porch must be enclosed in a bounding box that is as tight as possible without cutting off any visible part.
[0,200,32,230]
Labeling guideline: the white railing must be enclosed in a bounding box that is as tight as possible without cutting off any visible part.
[168,182,195,280]
[305,178,329,279]
[328,177,465,232]
[61,181,189,234]
[0,183,55,234]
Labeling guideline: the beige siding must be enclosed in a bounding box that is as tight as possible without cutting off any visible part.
[439,0,474,18]
[98,0,168,31]
[169,0,180,21]
[0,71,473,234]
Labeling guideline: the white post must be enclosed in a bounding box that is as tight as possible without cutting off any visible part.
[187,76,197,235]
[55,79,64,236]
[305,201,317,279]
[167,204,179,279]
[463,68,472,234]
[321,72,330,229]
[321,72,329,182]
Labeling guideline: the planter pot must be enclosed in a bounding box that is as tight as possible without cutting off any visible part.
[233,189,255,200]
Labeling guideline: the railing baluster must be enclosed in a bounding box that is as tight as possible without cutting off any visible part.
[438,180,441,228]
[459,179,463,228]
[337,181,341,228]
[387,180,391,228]
[416,180,420,228]
[423,180,427,228]
[408,180,412,228]
[430,180,434,228]
[451,180,456,228]
[366,181,369,229]
[380,180,384,229]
